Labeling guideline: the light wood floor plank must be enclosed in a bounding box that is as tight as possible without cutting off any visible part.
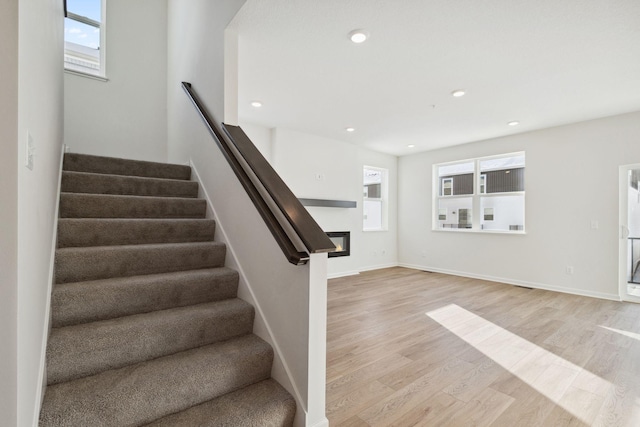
[326,267,640,426]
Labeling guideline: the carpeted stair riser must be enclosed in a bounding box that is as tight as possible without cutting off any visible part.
[47,299,255,384]
[61,171,199,198]
[51,268,239,327]
[145,379,296,426]
[59,193,206,219]
[42,153,295,426]
[57,218,216,248]
[55,242,226,284]
[39,335,274,427]
[63,153,192,180]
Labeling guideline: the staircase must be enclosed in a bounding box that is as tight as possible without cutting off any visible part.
[39,153,296,426]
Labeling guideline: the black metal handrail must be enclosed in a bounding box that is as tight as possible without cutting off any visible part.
[182,82,335,265]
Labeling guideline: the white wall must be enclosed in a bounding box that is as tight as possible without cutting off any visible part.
[0,0,19,423]
[399,111,640,300]
[239,120,273,160]
[16,0,65,425]
[270,127,398,278]
[64,0,168,162]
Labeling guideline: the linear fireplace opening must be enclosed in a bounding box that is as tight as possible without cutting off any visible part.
[327,231,350,258]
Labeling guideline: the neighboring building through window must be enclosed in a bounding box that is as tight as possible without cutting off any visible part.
[363,166,388,231]
[64,0,105,78]
[435,153,525,232]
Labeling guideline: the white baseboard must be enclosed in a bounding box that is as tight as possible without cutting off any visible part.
[359,262,399,273]
[327,262,400,279]
[398,263,620,301]
[327,270,360,279]
[34,143,67,425]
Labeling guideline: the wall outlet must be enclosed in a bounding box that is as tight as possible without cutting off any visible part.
[565,266,574,275]
[25,132,34,170]
[591,220,599,230]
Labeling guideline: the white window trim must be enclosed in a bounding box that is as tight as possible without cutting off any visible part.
[433,152,525,234]
[64,0,107,80]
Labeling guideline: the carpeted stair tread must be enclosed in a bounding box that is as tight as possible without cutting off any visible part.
[47,298,255,384]
[43,153,296,425]
[39,334,274,427]
[145,379,296,427]
[55,241,226,284]
[59,193,207,219]
[57,218,216,248]
[63,153,192,180]
[51,268,239,327]
[61,171,199,198]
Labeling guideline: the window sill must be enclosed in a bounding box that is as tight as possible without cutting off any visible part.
[432,228,526,235]
[64,68,108,82]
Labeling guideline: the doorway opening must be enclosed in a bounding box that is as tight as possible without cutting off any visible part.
[619,164,640,301]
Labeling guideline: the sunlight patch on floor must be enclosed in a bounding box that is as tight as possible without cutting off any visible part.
[600,325,640,341]
[426,304,611,424]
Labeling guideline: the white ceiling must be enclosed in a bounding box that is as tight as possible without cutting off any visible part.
[234,0,640,156]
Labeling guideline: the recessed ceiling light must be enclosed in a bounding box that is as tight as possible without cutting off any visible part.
[508,121,520,126]
[451,90,466,97]
[408,144,415,148]
[251,101,263,108]
[345,127,355,132]
[348,30,369,43]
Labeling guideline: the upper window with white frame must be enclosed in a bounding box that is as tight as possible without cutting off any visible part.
[64,0,105,78]
[434,152,525,233]
[363,166,388,231]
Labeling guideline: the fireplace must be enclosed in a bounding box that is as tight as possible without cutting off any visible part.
[327,231,350,258]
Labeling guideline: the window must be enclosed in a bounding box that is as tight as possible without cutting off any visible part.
[64,0,105,78]
[484,208,494,221]
[434,152,525,232]
[363,166,388,231]
[441,178,452,196]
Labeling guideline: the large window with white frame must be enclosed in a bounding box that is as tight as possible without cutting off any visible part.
[434,152,525,232]
[64,0,106,78]
[363,166,388,231]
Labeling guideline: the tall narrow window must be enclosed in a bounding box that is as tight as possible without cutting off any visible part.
[363,166,388,231]
[64,0,105,78]
[434,153,525,232]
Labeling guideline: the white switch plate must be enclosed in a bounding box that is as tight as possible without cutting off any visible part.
[26,132,34,170]
[591,220,599,229]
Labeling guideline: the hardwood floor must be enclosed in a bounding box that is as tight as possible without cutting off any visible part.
[326,267,640,426]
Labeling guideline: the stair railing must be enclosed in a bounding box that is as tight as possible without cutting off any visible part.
[182,82,335,265]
